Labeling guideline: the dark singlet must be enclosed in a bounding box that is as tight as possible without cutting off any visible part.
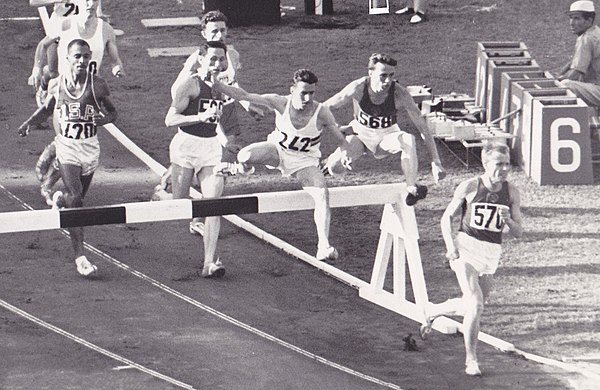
[354,79,397,130]
[459,177,511,244]
[55,73,100,140]
[180,78,224,138]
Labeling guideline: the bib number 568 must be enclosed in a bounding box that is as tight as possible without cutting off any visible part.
[550,117,581,173]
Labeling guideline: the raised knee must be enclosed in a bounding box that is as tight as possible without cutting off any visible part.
[237,149,251,164]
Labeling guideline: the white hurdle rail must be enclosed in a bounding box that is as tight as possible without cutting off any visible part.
[0,182,446,332]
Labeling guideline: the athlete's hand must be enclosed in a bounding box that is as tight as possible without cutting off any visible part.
[432,161,446,183]
[197,106,220,123]
[498,205,511,222]
[29,67,42,90]
[92,113,110,126]
[112,65,124,78]
[340,125,354,136]
[340,149,353,171]
[445,248,459,262]
[224,141,242,155]
[17,122,30,137]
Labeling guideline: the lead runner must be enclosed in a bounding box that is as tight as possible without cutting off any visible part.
[17,39,117,277]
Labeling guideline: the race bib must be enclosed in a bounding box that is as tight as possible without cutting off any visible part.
[277,130,320,152]
[356,109,396,129]
[468,202,508,233]
[60,121,97,139]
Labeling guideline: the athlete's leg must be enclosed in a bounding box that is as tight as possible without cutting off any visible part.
[170,163,194,199]
[237,142,280,168]
[197,166,225,268]
[423,258,485,366]
[377,132,418,187]
[323,135,365,175]
[294,166,336,260]
[56,163,93,258]
[449,259,485,366]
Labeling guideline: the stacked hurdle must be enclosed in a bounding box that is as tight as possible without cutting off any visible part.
[476,41,594,185]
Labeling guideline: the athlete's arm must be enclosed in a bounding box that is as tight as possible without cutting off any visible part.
[211,79,284,113]
[502,184,523,238]
[165,78,217,127]
[104,25,125,77]
[319,106,348,147]
[323,78,363,110]
[92,77,117,125]
[440,179,472,260]
[395,84,445,182]
[16,81,58,136]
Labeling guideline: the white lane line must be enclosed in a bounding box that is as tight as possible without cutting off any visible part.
[0,183,405,390]
[0,298,196,390]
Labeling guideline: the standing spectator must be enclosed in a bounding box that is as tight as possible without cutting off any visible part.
[395,0,427,24]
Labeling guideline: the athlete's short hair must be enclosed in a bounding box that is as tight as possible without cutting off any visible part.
[368,53,397,70]
[198,40,228,56]
[481,142,510,162]
[200,10,228,30]
[67,39,91,53]
[292,69,318,85]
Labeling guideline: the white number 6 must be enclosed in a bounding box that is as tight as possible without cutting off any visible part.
[550,117,581,173]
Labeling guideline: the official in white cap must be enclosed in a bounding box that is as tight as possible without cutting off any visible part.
[558,1,600,115]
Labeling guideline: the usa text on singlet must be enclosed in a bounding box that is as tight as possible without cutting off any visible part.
[55,73,100,140]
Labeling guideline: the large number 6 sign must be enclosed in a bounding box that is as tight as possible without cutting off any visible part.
[549,117,581,173]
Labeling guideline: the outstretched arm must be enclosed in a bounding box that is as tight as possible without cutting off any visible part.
[211,77,284,113]
[17,80,57,136]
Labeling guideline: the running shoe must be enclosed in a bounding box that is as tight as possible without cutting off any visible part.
[51,191,63,210]
[410,12,426,24]
[75,255,98,277]
[419,316,434,340]
[202,258,225,278]
[406,184,428,206]
[316,246,339,262]
[465,360,482,376]
[189,219,205,236]
[394,7,414,15]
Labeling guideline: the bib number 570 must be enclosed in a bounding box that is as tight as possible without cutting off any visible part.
[549,117,581,173]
